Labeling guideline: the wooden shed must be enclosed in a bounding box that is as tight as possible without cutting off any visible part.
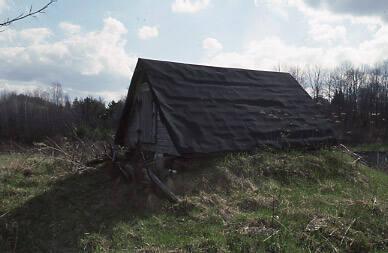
[115,59,336,157]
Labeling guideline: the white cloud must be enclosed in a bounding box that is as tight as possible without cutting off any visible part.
[0,17,137,100]
[262,0,384,26]
[202,37,223,52]
[252,0,386,52]
[0,28,52,45]
[19,28,52,44]
[64,87,127,101]
[59,22,81,34]
[308,21,346,43]
[0,79,45,94]
[171,0,210,13]
[205,37,323,70]
[0,0,8,13]
[137,25,159,40]
[302,0,388,22]
[204,26,388,71]
[254,0,290,18]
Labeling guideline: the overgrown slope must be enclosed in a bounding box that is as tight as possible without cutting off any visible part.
[0,149,387,252]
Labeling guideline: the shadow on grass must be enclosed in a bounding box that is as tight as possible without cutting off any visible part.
[0,168,151,253]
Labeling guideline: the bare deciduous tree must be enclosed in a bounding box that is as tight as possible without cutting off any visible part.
[0,0,56,30]
[288,66,307,89]
[50,82,64,106]
[307,65,325,100]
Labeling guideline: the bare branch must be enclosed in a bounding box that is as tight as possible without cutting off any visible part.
[0,1,56,28]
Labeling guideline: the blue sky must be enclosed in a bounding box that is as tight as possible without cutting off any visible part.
[1,0,388,101]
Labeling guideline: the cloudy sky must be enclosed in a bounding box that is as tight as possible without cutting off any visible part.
[1,0,388,101]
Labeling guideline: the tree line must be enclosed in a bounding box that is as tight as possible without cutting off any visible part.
[285,61,388,143]
[0,83,124,143]
[2,61,388,144]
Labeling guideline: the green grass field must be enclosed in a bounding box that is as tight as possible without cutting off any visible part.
[0,149,387,252]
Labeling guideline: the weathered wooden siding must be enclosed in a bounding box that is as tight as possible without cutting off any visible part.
[141,113,178,155]
[126,83,152,147]
[126,97,140,147]
[126,82,178,155]
[139,89,156,143]
[155,113,178,155]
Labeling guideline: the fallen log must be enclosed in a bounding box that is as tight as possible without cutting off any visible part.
[338,144,368,166]
[147,168,180,203]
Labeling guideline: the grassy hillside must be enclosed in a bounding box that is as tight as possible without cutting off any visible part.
[0,149,387,252]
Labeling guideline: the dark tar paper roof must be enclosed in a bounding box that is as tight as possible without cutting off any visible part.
[115,58,336,155]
